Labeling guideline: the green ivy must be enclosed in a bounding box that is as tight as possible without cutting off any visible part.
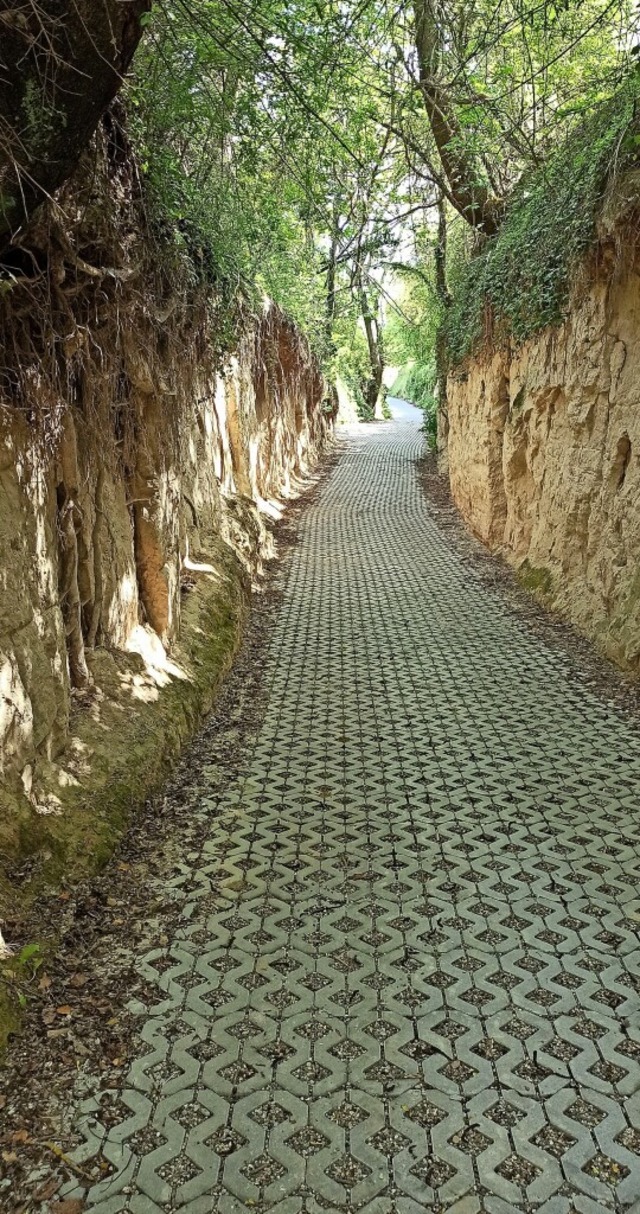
[444,77,640,364]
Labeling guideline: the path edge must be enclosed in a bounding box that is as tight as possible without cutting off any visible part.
[0,445,340,1048]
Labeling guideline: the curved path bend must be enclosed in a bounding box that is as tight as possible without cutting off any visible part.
[68,401,640,1213]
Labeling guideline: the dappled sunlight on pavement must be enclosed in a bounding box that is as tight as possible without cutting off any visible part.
[62,408,640,1213]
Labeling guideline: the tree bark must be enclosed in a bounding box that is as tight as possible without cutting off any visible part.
[325,202,339,348]
[434,193,450,458]
[434,192,451,311]
[0,0,151,250]
[358,277,384,418]
[413,0,502,236]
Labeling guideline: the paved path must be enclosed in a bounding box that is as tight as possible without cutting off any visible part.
[69,403,640,1213]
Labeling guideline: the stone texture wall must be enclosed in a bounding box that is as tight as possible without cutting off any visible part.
[446,230,640,672]
[0,122,331,837]
[0,305,329,802]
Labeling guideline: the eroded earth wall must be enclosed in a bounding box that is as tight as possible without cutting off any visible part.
[446,227,640,673]
[0,118,331,871]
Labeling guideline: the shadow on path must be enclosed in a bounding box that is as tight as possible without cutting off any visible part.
[58,408,640,1213]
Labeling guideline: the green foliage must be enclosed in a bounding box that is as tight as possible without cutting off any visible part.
[385,270,441,368]
[391,361,436,410]
[127,0,395,366]
[408,0,637,218]
[385,265,441,444]
[390,362,438,448]
[332,319,376,418]
[1,942,44,1010]
[125,0,640,385]
[445,79,640,363]
[16,942,42,970]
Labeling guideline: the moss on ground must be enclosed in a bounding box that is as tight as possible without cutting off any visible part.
[0,537,249,1045]
[517,559,554,599]
[0,989,20,1051]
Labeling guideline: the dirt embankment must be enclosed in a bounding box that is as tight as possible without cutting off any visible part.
[446,192,640,673]
[0,112,333,993]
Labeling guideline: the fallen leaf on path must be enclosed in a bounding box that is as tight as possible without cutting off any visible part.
[33,1176,61,1201]
[55,1006,73,1016]
[68,974,88,989]
[50,1200,85,1214]
[39,975,52,990]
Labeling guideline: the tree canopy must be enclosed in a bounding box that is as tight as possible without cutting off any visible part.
[2,0,639,413]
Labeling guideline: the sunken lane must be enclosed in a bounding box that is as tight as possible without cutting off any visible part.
[63,399,640,1212]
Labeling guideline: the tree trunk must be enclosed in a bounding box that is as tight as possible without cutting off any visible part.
[358,278,384,418]
[325,204,339,349]
[413,0,502,236]
[434,193,451,461]
[0,0,151,250]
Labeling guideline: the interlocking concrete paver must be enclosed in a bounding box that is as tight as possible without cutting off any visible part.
[65,400,640,1210]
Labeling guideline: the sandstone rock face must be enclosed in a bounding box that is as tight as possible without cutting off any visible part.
[0,120,336,958]
[0,303,330,802]
[0,112,332,824]
[447,249,640,671]
[0,303,330,796]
